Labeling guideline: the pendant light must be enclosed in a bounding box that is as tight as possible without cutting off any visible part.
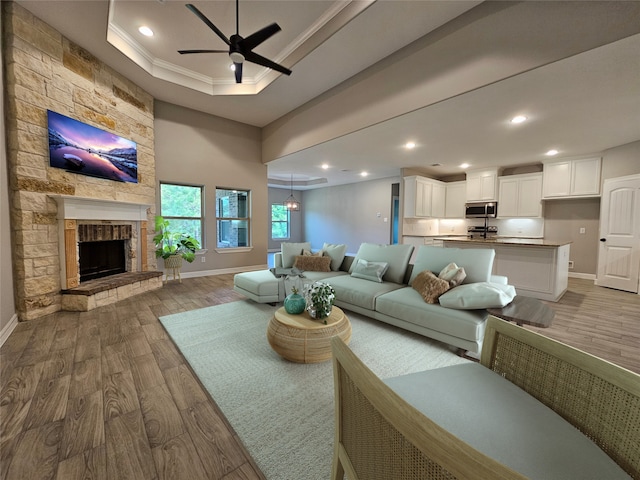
[284,174,300,211]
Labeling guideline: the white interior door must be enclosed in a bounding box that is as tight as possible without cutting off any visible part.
[596,174,640,293]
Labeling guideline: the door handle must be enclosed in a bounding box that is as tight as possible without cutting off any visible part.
[599,238,606,242]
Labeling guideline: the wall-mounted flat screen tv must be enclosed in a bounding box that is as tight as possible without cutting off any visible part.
[47,110,138,183]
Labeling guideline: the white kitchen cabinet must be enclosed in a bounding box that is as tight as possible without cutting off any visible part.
[543,157,601,198]
[445,181,466,218]
[431,182,446,218]
[498,173,542,218]
[404,176,445,217]
[466,169,498,202]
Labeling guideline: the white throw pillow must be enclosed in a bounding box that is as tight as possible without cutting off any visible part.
[350,259,389,283]
[322,243,347,271]
[438,262,467,287]
[438,282,516,310]
[281,242,311,268]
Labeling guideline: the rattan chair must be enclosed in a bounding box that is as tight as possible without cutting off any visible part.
[330,336,526,480]
[331,315,640,479]
[480,316,640,479]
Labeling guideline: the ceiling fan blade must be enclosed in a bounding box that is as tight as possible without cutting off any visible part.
[240,23,281,51]
[244,51,292,76]
[234,62,243,83]
[185,4,231,46]
[178,49,228,54]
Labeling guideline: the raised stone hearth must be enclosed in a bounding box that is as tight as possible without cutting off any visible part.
[62,271,163,311]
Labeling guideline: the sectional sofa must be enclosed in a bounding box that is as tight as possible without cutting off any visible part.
[234,243,515,354]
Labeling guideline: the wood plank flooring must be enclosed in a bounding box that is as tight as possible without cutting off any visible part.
[1,275,639,479]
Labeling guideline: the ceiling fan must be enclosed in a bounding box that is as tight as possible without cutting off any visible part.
[178,1,292,84]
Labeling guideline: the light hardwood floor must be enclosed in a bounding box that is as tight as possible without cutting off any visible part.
[1,275,639,479]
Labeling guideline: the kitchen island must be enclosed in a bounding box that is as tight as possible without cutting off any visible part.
[441,238,571,302]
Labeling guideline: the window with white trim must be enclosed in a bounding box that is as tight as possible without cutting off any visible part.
[216,188,250,248]
[271,204,290,240]
[159,182,203,245]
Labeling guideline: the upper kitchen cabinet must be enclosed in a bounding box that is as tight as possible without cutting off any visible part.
[498,173,543,218]
[404,176,445,218]
[466,169,498,202]
[445,181,466,218]
[542,157,602,199]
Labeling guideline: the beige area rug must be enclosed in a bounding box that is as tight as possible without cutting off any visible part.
[159,300,469,480]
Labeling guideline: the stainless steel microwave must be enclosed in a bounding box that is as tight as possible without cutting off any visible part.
[465,202,497,218]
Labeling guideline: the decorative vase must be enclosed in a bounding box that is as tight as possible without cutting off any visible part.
[307,303,332,320]
[284,291,306,314]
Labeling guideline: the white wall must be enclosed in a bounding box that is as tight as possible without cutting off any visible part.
[303,177,400,254]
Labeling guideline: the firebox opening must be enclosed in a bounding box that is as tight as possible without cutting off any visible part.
[79,239,126,282]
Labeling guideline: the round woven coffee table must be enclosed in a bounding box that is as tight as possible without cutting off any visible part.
[267,306,351,363]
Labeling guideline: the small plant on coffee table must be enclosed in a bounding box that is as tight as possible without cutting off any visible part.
[303,281,335,323]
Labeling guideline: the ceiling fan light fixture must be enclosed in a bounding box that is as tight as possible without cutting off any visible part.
[230,51,244,63]
[179,2,291,84]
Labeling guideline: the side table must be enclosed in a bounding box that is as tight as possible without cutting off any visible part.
[487,296,554,328]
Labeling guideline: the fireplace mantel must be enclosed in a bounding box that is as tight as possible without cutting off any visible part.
[51,195,151,221]
[50,195,153,289]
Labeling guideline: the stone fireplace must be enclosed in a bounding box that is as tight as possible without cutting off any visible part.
[53,196,162,311]
[52,196,150,287]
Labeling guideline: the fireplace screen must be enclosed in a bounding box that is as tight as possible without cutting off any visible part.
[79,240,126,282]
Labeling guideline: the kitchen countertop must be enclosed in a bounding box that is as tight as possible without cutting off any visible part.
[440,237,572,247]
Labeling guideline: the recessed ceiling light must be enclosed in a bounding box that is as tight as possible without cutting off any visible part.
[546,149,559,156]
[321,163,329,170]
[360,171,368,177]
[459,163,470,169]
[405,142,416,149]
[138,26,154,37]
[230,64,236,71]
[511,115,527,124]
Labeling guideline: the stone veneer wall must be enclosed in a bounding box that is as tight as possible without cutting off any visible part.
[2,2,157,320]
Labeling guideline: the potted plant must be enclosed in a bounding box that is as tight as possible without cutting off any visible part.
[153,215,200,267]
[303,281,335,323]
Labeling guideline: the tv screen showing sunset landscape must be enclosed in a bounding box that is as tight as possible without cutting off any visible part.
[47,110,138,183]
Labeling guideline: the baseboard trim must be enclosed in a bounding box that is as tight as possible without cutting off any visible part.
[0,314,19,348]
[569,272,596,281]
[177,265,269,280]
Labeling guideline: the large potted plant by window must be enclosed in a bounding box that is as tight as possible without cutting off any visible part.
[153,215,200,271]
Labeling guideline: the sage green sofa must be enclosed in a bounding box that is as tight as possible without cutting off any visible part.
[234,243,510,354]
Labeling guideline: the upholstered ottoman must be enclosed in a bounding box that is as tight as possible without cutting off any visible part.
[234,270,284,303]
